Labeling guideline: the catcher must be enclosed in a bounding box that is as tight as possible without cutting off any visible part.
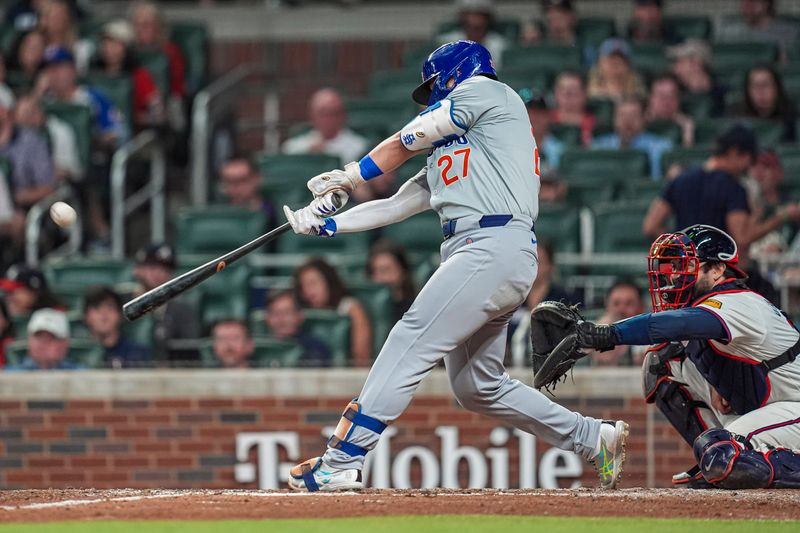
[532,224,800,489]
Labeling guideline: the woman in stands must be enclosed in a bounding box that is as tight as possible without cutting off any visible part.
[8,29,47,87]
[293,258,373,367]
[587,38,646,102]
[40,0,93,74]
[737,64,796,143]
[366,240,416,324]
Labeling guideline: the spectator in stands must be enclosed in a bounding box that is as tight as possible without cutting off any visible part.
[293,258,372,366]
[211,318,254,369]
[8,29,47,86]
[35,46,127,148]
[40,0,93,74]
[643,124,800,252]
[5,307,79,371]
[282,88,368,166]
[668,39,726,116]
[592,97,673,179]
[717,0,799,61]
[437,0,507,68]
[550,70,595,146]
[134,243,200,365]
[627,0,678,44]
[14,94,82,180]
[366,240,416,324]
[522,1,591,63]
[0,264,60,317]
[749,150,796,255]
[220,157,276,228]
[523,240,578,309]
[264,290,331,367]
[93,20,164,131]
[83,286,151,368]
[587,38,646,102]
[0,296,16,367]
[646,73,695,147]
[0,94,57,211]
[538,169,569,204]
[526,94,565,170]
[587,280,647,367]
[734,65,797,143]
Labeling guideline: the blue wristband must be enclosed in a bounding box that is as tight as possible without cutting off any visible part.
[358,155,383,181]
[319,217,337,238]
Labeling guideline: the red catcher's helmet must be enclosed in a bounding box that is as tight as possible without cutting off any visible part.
[647,224,746,312]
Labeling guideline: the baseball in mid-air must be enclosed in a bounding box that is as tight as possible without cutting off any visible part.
[49,201,77,228]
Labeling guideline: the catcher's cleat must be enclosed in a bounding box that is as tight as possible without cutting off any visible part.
[672,465,715,489]
[591,420,629,489]
[288,457,363,492]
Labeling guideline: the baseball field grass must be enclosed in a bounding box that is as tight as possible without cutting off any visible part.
[1,516,798,533]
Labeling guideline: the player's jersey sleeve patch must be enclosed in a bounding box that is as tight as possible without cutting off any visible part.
[699,299,723,309]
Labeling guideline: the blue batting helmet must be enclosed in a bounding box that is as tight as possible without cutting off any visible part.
[412,40,497,106]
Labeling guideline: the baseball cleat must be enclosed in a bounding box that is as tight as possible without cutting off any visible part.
[672,465,715,489]
[591,420,629,489]
[288,457,363,492]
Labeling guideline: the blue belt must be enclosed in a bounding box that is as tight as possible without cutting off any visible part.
[443,215,530,240]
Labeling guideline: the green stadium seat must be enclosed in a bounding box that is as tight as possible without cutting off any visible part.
[780,63,800,101]
[348,281,394,354]
[535,203,581,252]
[565,178,616,206]
[663,16,712,41]
[549,124,582,147]
[43,258,134,291]
[646,120,683,145]
[618,178,665,204]
[44,103,91,176]
[681,93,715,119]
[661,147,711,176]
[368,69,420,101]
[0,24,17,53]
[500,69,552,95]
[199,336,304,368]
[712,42,778,79]
[777,146,800,187]
[176,261,251,327]
[395,159,427,181]
[174,206,266,256]
[576,18,616,48]
[170,22,209,94]
[6,70,34,93]
[694,118,784,147]
[256,153,341,180]
[503,45,582,73]
[134,48,170,99]
[560,149,650,180]
[83,74,134,132]
[404,45,435,69]
[123,315,154,347]
[631,44,667,76]
[303,308,351,367]
[276,226,371,255]
[593,201,652,253]
[381,210,442,256]
[346,99,403,139]
[5,338,105,369]
[587,98,615,130]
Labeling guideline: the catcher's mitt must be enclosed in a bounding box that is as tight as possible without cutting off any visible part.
[530,301,586,391]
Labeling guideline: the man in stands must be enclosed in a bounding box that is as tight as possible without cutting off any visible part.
[211,318,254,369]
[6,307,78,371]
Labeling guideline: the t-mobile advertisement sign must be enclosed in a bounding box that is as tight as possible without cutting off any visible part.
[234,426,584,489]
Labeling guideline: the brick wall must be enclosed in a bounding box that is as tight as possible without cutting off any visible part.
[0,394,693,489]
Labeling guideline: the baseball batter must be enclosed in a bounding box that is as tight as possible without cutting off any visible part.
[282,41,629,491]
[563,224,800,488]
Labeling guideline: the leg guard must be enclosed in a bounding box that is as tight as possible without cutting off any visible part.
[651,378,709,447]
[326,399,387,458]
[693,428,773,489]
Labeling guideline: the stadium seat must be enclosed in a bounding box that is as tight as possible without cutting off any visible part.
[500,69,552,95]
[346,99,405,139]
[43,258,134,291]
[559,149,650,180]
[631,44,667,76]
[0,24,17,53]
[170,22,209,95]
[618,178,664,204]
[694,118,784,147]
[780,63,800,101]
[83,74,134,132]
[403,44,435,70]
[5,338,105,368]
[646,120,683,145]
[199,337,304,368]
[681,93,715,119]
[576,18,616,48]
[534,203,581,252]
[712,42,778,84]
[134,49,171,99]
[255,153,341,181]
[174,206,266,256]
[661,147,712,176]
[123,315,154,347]
[348,281,394,354]
[276,226,371,255]
[586,98,615,130]
[395,159,427,181]
[549,124,582,147]
[381,210,442,256]
[175,261,251,327]
[565,178,616,206]
[777,146,800,187]
[663,15,712,41]
[503,45,582,73]
[593,201,652,253]
[368,69,421,101]
[303,308,352,367]
[44,103,91,176]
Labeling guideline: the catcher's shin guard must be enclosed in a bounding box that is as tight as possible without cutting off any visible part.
[326,400,387,458]
[693,428,800,489]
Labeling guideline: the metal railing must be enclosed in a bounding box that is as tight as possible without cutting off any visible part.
[25,186,82,267]
[110,130,166,259]
[190,64,268,207]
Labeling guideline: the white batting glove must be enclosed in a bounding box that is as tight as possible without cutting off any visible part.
[306,162,364,198]
[283,205,336,237]
[308,190,348,217]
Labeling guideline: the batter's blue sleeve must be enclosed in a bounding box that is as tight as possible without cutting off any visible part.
[613,307,729,345]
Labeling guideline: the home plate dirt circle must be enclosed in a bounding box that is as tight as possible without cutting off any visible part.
[1,489,799,522]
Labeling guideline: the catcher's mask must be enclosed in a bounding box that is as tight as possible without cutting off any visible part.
[647,224,746,312]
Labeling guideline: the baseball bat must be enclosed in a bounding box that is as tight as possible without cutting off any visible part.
[123,222,291,322]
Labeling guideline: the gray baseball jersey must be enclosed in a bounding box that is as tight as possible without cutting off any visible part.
[411,76,540,222]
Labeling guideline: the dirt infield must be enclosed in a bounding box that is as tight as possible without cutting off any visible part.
[1,488,799,522]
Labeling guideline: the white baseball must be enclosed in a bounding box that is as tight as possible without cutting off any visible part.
[50,201,77,228]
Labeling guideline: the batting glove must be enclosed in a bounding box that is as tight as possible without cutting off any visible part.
[308,190,348,217]
[283,205,337,237]
[307,163,364,197]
